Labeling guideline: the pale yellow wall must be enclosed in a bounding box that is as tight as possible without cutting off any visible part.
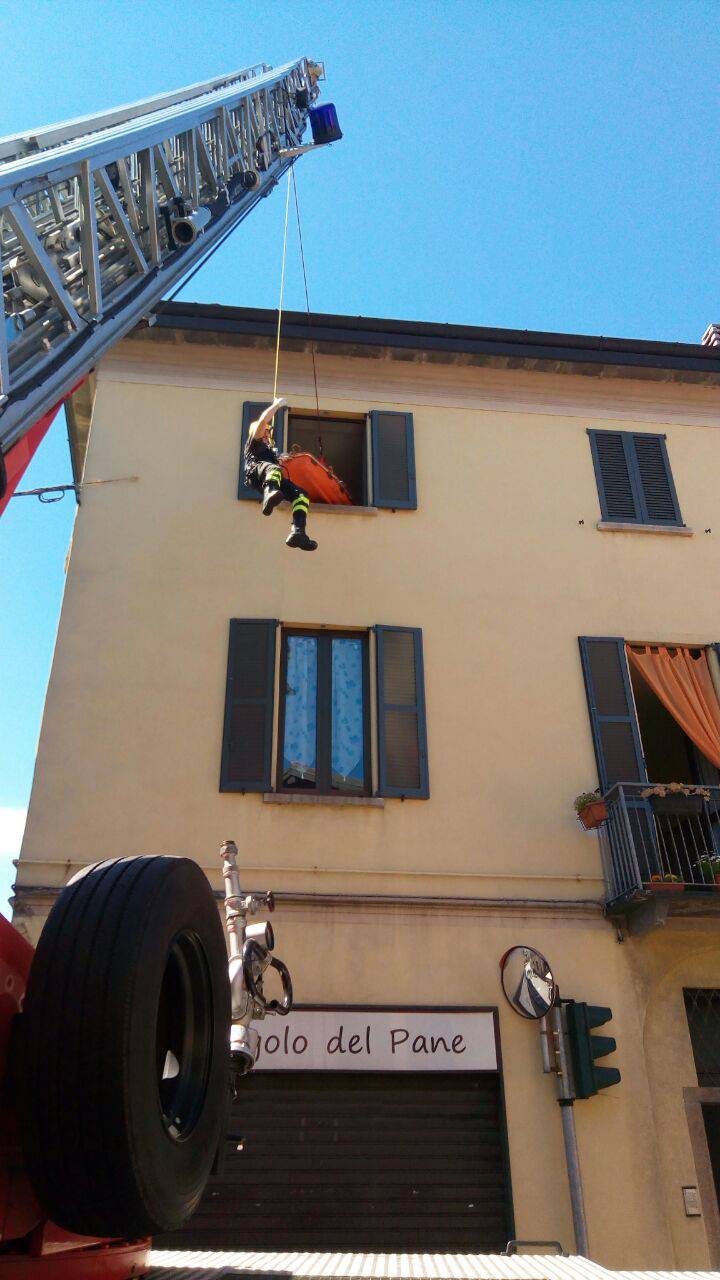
[18,340,720,897]
[15,332,720,1268]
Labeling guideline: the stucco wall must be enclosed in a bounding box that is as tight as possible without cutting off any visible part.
[15,333,720,1268]
[17,341,720,896]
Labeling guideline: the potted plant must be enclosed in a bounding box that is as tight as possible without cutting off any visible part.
[646,873,684,892]
[693,853,720,887]
[574,790,608,831]
[641,782,709,817]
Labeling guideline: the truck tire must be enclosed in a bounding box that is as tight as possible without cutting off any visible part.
[18,856,230,1238]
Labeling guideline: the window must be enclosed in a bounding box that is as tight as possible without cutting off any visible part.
[588,429,683,526]
[628,658,720,786]
[278,630,369,794]
[579,638,720,791]
[685,990,720,1087]
[238,402,417,509]
[287,415,367,506]
[220,621,429,798]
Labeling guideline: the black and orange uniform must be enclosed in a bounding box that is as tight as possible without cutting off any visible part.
[244,433,316,551]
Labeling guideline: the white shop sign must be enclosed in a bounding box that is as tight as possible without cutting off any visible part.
[255,1009,497,1071]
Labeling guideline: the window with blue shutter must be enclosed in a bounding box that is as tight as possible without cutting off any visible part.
[376,626,429,798]
[277,630,371,795]
[370,412,417,509]
[220,620,277,791]
[588,430,683,526]
[578,637,647,791]
[238,401,286,500]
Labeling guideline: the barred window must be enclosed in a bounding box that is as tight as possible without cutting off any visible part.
[684,989,720,1086]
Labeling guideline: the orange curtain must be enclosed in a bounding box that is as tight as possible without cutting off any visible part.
[626,644,720,770]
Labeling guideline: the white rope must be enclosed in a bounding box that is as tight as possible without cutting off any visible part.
[292,166,321,416]
[272,170,293,404]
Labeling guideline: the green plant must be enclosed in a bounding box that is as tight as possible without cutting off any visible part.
[650,873,680,883]
[694,853,720,883]
[574,790,602,815]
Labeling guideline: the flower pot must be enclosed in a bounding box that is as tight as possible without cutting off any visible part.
[691,867,720,889]
[650,793,704,817]
[645,881,685,892]
[578,800,608,831]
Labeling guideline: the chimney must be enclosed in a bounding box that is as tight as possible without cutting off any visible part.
[701,324,720,347]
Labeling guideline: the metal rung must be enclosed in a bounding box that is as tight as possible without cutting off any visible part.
[0,58,323,456]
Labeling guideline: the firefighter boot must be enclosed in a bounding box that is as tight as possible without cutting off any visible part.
[286,494,316,550]
[286,523,318,551]
[262,483,284,516]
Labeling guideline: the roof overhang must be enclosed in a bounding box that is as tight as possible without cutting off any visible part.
[140,301,720,386]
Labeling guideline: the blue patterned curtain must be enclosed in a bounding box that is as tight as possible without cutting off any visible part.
[283,636,318,787]
[332,638,364,790]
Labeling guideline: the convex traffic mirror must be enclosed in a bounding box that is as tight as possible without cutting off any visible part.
[500,945,558,1019]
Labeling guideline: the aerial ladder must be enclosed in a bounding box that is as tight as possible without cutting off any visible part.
[0,59,340,1278]
[0,57,341,511]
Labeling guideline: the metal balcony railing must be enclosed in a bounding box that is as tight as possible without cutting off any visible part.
[598,782,720,906]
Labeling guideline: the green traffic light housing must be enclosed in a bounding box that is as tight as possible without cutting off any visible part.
[565,1001,621,1099]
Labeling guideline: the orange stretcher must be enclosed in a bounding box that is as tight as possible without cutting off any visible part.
[279,450,352,505]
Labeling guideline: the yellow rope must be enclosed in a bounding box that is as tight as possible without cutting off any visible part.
[272,170,293,404]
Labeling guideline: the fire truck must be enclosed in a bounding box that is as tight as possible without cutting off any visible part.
[0,59,340,1277]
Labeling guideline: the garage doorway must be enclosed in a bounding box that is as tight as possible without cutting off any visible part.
[161,1070,514,1252]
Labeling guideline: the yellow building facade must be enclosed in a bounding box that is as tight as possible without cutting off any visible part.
[14,305,720,1267]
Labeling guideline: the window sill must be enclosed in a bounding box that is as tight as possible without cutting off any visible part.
[597,521,693,537]
[279,501,378,516]
[263,792,385,808]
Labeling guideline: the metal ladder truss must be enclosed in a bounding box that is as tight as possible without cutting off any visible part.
[0,58,323,454]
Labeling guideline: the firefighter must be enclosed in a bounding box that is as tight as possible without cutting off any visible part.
[244,397,317,551]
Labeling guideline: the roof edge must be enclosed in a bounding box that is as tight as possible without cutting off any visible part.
[148,302,720,378]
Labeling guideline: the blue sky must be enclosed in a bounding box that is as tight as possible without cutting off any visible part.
[0,0,717,915]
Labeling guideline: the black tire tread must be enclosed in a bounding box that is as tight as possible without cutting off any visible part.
[19,856,228,1238]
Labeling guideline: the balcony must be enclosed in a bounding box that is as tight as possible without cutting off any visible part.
[598,782,720,929]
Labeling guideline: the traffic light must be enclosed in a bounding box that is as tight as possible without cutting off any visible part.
[565,1001,621,1099]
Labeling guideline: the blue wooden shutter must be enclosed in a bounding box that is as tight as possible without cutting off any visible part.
[220,619,277,791]
[370,411,417,509]
[631,433,683,525]
[588,430,639,522]
[376,626,429,798]
[588,429,683,525]
[578,637,647,791]
[238,401,286,500]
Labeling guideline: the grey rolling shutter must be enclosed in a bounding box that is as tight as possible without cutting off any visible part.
[579,637,646,791]
[588,429,683,525]
[220,620,277,791]
[376,626,429,798]
[238,401,286,500]
[161,1071,514,1252]
[631,433,683,524]
[370,411,417,509]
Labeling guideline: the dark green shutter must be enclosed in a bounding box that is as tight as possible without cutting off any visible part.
[370,412,417,509]
[588,430,683,526]
[238,401,286,500]
[220,620,277,791]
[376,626,429,798]
[579,637,646,791]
